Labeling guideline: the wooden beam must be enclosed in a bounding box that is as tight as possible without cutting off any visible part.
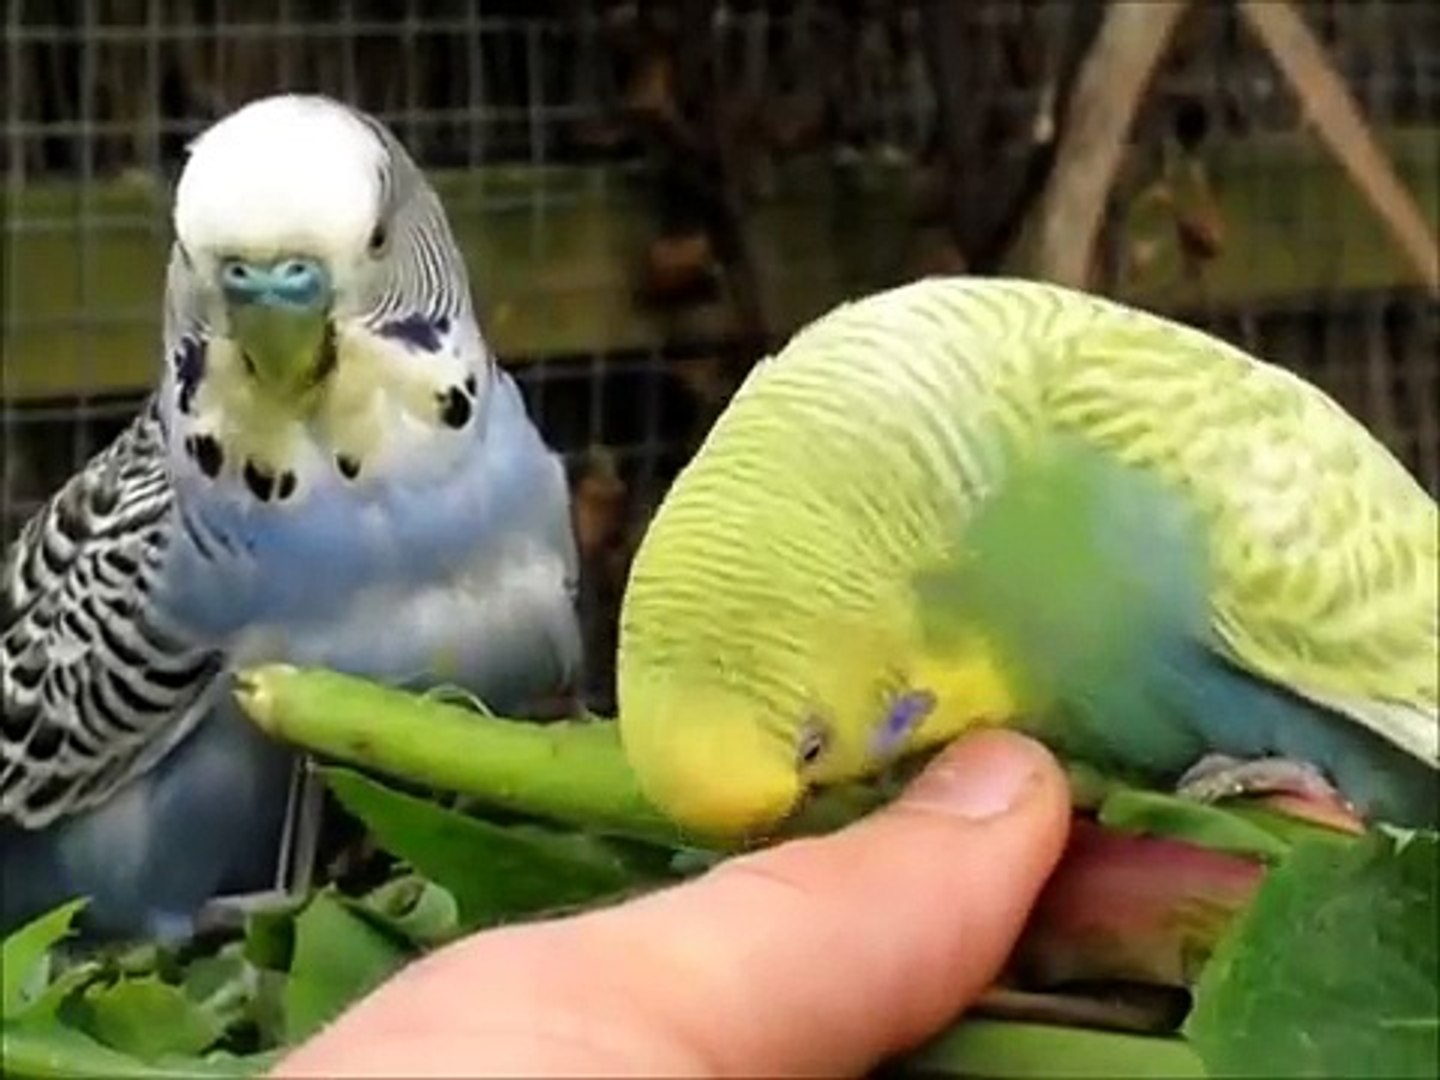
[1029,1,1191,288]
[1239,0,1439,295]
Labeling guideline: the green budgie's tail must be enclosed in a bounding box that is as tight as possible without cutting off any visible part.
[914,439,1438,826]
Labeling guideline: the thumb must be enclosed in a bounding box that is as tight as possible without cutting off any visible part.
[593,727,1073,1075]
[275,730,1070,1078]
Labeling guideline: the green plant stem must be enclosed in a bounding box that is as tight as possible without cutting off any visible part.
[237,665,901,852]
[897,1018,1207,1078]
[235,665,683,846]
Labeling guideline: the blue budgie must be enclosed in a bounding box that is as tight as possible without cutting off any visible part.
[1,95,583,941]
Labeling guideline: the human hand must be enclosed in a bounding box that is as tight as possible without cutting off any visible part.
[274,729,1071,1078]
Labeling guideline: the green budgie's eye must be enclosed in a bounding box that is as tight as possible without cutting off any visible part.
[796,718,831,769]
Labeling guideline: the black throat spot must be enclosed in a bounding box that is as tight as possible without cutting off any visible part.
[243,460,276,502]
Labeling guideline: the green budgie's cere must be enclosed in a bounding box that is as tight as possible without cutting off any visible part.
[616,277,1438,838]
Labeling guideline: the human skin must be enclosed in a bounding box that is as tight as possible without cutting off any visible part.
[274,730,1071,1078]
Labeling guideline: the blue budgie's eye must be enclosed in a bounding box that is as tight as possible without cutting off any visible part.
[367,221,388,256]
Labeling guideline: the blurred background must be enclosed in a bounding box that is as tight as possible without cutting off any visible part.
[3,0,1437,709]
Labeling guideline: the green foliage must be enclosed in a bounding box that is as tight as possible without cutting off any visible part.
[7,671,1435,1078]
[1187,831,1440,1078]
[1,899,87,1020]
[903,1019,1207,1079]
[1100,788,1293,861]
[281,891,413,1044]
[75,976,225,1060]
[0,1021,277,1080]
[322,767,673,931]
[340,875,461,948]
[0,901,274,1079]
[1097,788,1353,863]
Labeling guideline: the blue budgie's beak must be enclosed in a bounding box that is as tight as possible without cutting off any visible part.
[221,257,334,395]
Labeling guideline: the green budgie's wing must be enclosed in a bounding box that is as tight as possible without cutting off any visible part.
[1049,300,1439,768]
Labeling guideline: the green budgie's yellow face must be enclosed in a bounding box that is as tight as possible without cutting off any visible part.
[619,602,880,836]
[618,558,1017,839]
[618,592,973,837]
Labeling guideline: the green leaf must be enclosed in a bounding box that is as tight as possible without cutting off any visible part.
[897,1018,1207,1078]
[1187,831,1440,1078]
[282,891,413,1043]
[181,944,260,1037]
[249,970,291,1053]
[343,875,461,947]
[1098,785,1362,861]
[243,905,297,972]
[323,767,669,929]
[76,975,225,1060]
[1098,788,1295,861]
[1,899,88,1020]
[13,962,104,1026]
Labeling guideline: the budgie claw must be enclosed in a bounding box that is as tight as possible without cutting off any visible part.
[196,888,305,936]
[195,762,324,937]
[145,910,202,947]
[1177,752,1346,806]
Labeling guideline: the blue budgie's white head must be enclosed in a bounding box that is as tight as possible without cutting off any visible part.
[161,94,490,505]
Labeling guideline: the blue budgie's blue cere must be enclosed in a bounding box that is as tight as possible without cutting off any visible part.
[1,94,583,941]
[917,439,1438,828]
[220,257,331,310]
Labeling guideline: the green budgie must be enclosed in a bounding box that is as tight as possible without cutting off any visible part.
[616,277,1438,837]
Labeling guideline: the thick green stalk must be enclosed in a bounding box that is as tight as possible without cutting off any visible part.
[899,1019,1207,1078]
[235,665,683,846]
[236,665,892,850]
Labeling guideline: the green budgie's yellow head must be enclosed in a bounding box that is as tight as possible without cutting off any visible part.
[617,286,1028,839]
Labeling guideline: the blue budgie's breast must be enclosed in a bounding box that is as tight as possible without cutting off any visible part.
[157,370,581,710]
[2,372,579,942]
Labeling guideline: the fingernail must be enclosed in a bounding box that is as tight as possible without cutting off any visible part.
[902,730,1048,820]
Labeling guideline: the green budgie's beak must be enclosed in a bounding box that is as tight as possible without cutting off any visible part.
[221,256,334,396]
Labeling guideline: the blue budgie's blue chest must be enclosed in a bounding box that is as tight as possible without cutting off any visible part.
[155,371,580,707]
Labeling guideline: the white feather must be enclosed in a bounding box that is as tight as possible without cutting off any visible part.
[173,95,384,285]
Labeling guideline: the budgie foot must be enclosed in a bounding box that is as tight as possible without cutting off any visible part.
[195,760,324,937]
[195,888,306,936]
[145,910,202,947]
[1176,753,1364,831]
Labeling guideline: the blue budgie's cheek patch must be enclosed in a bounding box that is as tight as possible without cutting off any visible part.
[174,337,207,415]
[182,433,225,478]
[872,688,937,758]
[377,313,451,353]
[437,377,477,429]
[369,315,477,430]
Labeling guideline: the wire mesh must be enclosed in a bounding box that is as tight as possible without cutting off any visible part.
[2,2,1437,706]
